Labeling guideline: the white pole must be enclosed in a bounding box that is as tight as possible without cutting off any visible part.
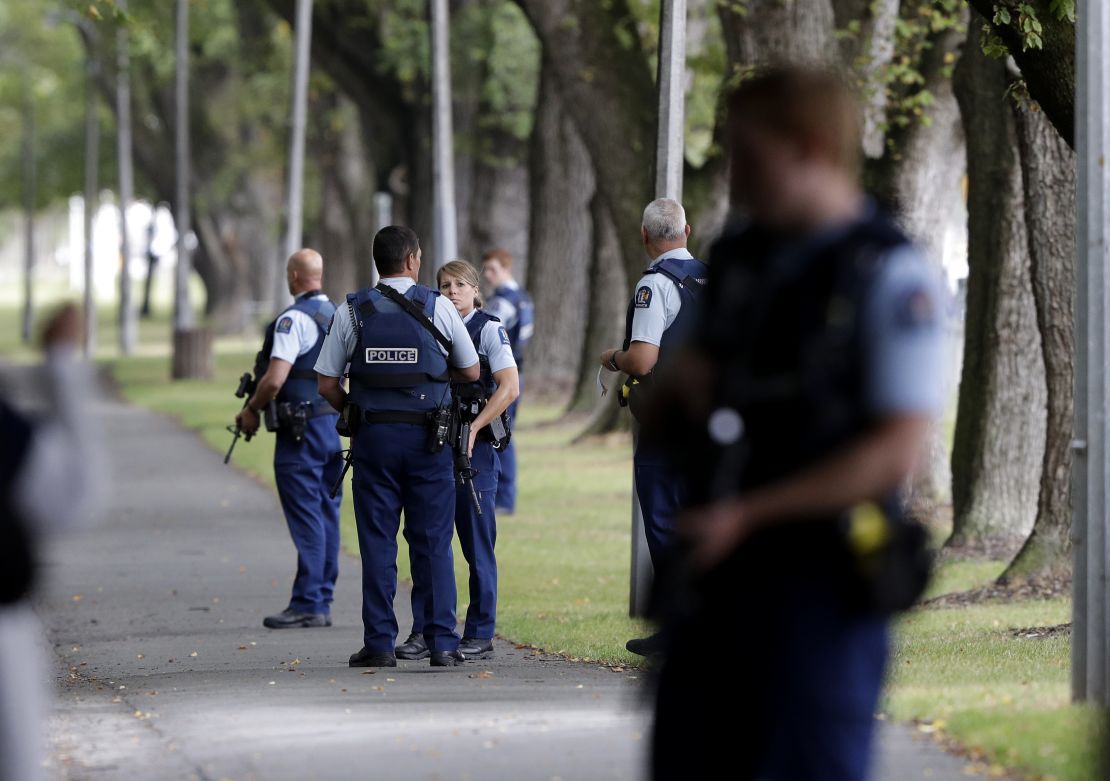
[283,0,313,265]
[117,0,136,354]
[83,38,100,358]
[630,0,688,618]
[1074,0,1110,704]
[656,0,687,200]
[21,75,35,345]
[372,191,393,287]
[173,0,193,332]
[430,0,458,264]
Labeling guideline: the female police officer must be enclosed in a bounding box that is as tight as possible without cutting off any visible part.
[395,260,520,661]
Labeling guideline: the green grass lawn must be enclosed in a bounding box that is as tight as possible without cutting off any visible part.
[1,299,1099,780]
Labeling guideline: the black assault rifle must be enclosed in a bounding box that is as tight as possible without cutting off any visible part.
[452,398,483,517]
[224,372,258,464]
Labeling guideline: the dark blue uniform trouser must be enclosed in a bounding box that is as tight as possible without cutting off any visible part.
[411,440,500,640]
[352,423,459,653]
[652,577,889,781]
[273,414,343,615]
[633,439,685,567]
[495,374,521,512]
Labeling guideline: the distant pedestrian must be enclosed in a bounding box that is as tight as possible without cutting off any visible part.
[652,67,943,781]
[236,249,343,630]
[481,249,533,515]
[0,304,105,781]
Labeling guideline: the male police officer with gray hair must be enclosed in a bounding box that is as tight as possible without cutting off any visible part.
[600,198,708,659]
[316,226,480,668]
[237,248,343,630]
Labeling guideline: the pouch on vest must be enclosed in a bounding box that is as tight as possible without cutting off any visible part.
[619,373,656,422]
[838,502,932,616]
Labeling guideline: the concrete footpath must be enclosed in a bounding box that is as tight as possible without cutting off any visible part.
[6,366,973,780]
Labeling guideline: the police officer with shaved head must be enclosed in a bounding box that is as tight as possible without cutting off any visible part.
[316,226,480,668]
[237,249,343,630]
[600,198,709,660]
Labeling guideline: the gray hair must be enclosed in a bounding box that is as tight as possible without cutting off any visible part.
[642,198,688,242]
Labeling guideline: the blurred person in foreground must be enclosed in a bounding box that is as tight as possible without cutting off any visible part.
[650,67,945,781]
[0,305,106,781]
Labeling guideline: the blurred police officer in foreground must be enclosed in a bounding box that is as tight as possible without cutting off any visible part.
[651,67,945,780]
[236,249,343,630]
[315,226,480,668]
[1,304,105,781]
[599,198,707,659]
[481,249,533,514]
[396,260,520,661]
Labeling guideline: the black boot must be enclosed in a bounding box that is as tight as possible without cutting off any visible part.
[395,631,430,660]
[349,647,397,667]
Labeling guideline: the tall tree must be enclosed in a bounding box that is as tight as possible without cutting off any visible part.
[1001,98,1076,580]
[949,18,1046,548]
[967,0,1075,144]
[511,0,657,291]
[523,62,594,397]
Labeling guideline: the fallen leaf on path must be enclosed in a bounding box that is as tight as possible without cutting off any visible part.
[238,646,248,651]
[136,654,144,660]
[189,652,198,658]
[360,671,375,675]
[468,671,494,679]
[72,595,82,602]
[268,681,275,685]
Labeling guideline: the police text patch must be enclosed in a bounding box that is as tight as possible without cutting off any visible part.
[634,286,653,308]
[365,348,418,364]
[893,287,936,331]
[276,316,294,334]
[498,327,511,346]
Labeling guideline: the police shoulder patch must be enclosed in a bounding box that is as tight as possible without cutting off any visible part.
[634,286,653,309]
[275,316,294,334]
[498,326,511,346]
[893,286,937,331]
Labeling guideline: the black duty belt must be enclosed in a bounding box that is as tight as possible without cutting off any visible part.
[362,411,430,426]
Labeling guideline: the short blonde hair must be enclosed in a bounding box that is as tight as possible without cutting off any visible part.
[437,260,484,308]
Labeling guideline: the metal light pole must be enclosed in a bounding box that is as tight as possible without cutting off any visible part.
[173,0,193,332]
[21,74,35,345]
[83,36,100,358]
[1073,0,1109,704]
[282,0,313,269]
[630,0,688,617]
[116,0,136,354]
[430,0,458,264]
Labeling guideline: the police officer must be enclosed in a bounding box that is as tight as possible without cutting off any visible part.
[236,249,343,630]
[481,249,533,514]
[599,198,708,659]
[395,260,520,661]
[651,67,946,781]
[315,227,480,668]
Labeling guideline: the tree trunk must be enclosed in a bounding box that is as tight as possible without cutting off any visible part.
[949,21,1046,551]
[523,62,595,399]
[312,89,375,300]
[1001,100,1077,581]
[886,24,967,516]
[512,0,656,292]
[717,0,838,69]
[571,196,629,419]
